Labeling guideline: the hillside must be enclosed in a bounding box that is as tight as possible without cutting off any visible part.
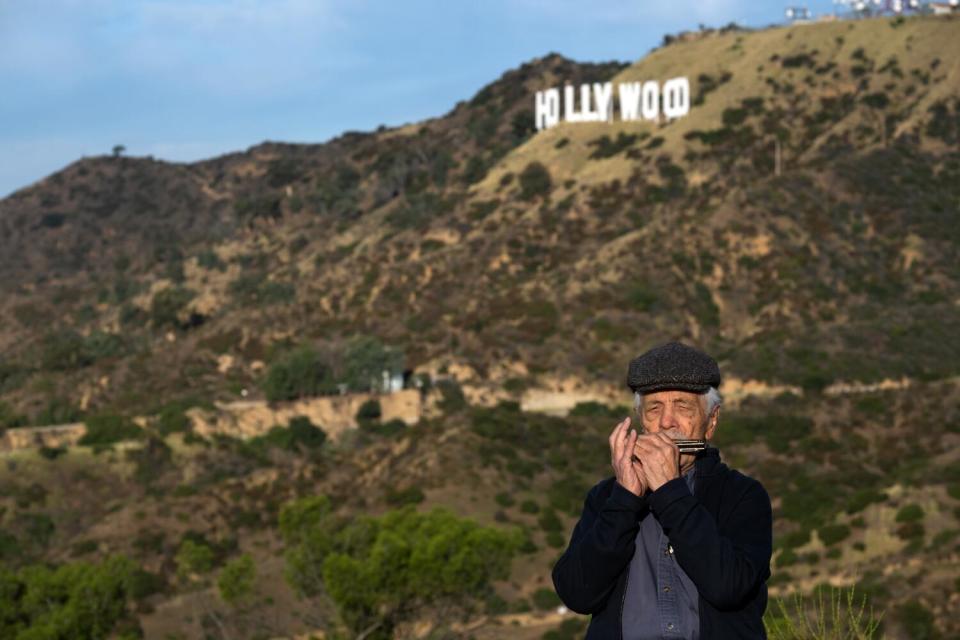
[0,13,959,640]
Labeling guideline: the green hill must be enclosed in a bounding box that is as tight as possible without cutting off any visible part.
[0,13,959,640]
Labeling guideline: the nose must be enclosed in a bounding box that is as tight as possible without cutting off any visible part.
[658,405,679,431]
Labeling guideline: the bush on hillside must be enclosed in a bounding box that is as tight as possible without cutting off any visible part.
[568,402,624,419]
[342,336,404,393]
[217,554,256,606]
[34,397,82,426]
[519,162,552,201]
[79,413,143,449]
[263,345,337,401]
[764,586,882,639]
[280,501,518,637]
[0,556,137,639]
[437,379,467,413]
[588,133,638,159]
[356,399,382,425]
[247,416,327,455]
[150,287,195,330]
[0,401,27,429]
[39,329,92,371]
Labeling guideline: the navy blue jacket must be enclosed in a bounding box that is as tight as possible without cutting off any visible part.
[552,448,772,639]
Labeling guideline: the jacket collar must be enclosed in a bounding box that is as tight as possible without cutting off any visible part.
[693,446,723,476]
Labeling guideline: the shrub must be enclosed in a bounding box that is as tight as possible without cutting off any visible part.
[462,155,488,185]
[247,416,327,453]
[519,162,552,201]
[218,554,256,606]
[282,504,517,636]
[176,540,214,579]
[342,335,404,393]
[764,586,882,639]
[626,282,659,311]
[196,250,225,271]
[362,418,407,438]
[263,345,337,401]
[818,524,851,547]
[34,397,82,426]
[537,509,562,533]
[287,415,327,448]
[437,379,468,413]
[127,437,173,487]
[0,556,137,638]
[229,272,296,306]
[569,402,624,418]
[693,282,720,328]
[80,414,143,448]
[356,399,382,424]
[150,287,195,329]
[39,329,93,371]
[495,492,515,508]
[896,600,936,640]
[38,446,66,460]
[532,587,561,611]
[588,133,638,159]
[846,488,886,514]
[895,504,924,523]
[385,486,425,507]
[778,529,811,550]
[266,157,303,187]
[545,530,565,548]
[154,400,194,435]
[896,521,924,540]
[385,192,452,232]
[0,401,27,429]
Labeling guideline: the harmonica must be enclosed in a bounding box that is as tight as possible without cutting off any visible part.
[673,439,707,453]
[631,439,707,463]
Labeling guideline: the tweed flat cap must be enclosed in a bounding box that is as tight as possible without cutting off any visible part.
[626,342,721,394]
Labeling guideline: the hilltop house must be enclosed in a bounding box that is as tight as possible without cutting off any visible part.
[929,1,960,14]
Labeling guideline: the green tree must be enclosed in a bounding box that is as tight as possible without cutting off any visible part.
[218,554,255,606]
[149,287,195,329]
[281,502,518,637]
[519,162,552,201]
[0,401,27,429]
[342,336,403,392]
[287,415,327,448]
[176,540,214,581]
[356,399,382,427]
[263,345,336,401]
[0,555,136,639]
[79,414,143,449]
[279,495,337,596]
[39,329,93,371]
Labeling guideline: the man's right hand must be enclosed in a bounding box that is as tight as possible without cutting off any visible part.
[609,417,647,497]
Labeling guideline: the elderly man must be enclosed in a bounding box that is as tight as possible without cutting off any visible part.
[552,342,772,639]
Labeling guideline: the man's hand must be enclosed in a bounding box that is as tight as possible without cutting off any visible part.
[609,417,647,497]
[633,432,680,492]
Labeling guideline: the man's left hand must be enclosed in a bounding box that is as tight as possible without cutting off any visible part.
[633,432,680,492]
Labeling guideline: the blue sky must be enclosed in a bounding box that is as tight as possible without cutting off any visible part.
[0,0,840,197]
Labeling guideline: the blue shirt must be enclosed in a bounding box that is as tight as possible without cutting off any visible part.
[622,467,700,640]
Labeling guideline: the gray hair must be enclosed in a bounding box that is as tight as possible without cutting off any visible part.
[634,386,723,417]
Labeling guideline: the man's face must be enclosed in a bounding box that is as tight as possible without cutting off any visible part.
[637,389,719,441]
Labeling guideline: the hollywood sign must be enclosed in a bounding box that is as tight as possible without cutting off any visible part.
[535,77,691,131]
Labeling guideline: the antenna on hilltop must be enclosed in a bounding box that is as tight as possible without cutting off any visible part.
[832,0,923,16]
[785,5,812,22]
